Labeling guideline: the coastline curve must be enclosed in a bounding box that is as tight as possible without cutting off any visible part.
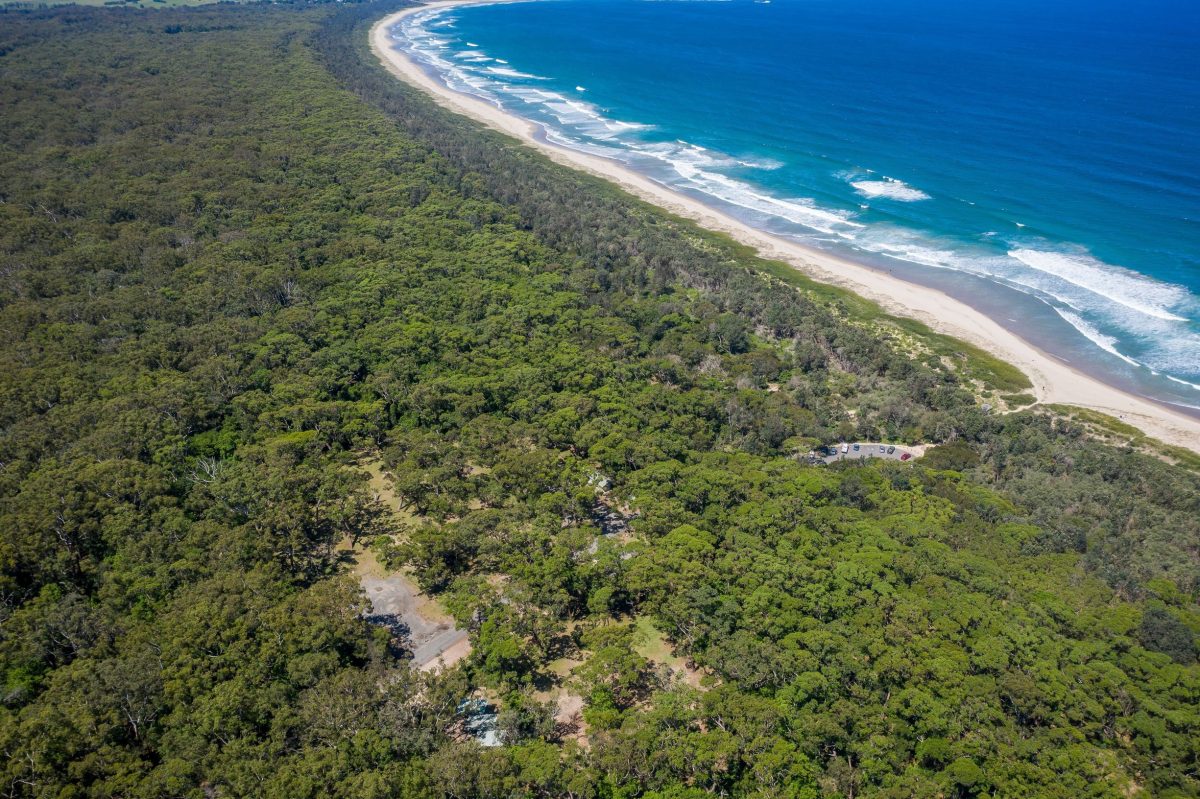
[369,1,1200,454]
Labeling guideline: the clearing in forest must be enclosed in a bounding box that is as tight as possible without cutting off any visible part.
[347,459,470,671]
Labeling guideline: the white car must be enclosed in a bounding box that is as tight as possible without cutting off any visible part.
[841,443,849,454]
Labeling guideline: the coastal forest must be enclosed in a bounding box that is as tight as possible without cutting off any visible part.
[1,2,1198,798]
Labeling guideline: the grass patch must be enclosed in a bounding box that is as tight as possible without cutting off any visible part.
[1001,393,1037,407]
[632,616,676,663]
[892,319,1032,392]
[1160,444,1200,471]
[1045,404,1143,438]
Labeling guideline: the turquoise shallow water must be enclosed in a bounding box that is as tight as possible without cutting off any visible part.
[389,0,1200,411]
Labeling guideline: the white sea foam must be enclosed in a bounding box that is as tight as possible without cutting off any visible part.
[1008,249,1189,322]
[532,98,651,138]
[504,86,557,102]
[738,157,784,170]
[487,66,544,79]
[668,162,862,234]
[853,228,1091,311]
[1166,375,1200,392]
[1055,310,1141,367]
[851,177,931,201]
[1131,331,1200,382]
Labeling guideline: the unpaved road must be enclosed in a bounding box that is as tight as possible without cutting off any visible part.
[354,459,470,671]
[361,572,469,670]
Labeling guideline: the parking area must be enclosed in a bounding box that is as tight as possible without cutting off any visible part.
[808,442,926,465]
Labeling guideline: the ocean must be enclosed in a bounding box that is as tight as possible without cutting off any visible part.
[390,0,1200,411]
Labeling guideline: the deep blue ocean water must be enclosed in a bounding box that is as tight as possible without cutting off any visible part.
[390,0,1200,409]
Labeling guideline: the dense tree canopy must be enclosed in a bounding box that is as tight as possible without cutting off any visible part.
[0,2,1197,797]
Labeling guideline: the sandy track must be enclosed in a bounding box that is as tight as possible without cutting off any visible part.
[362,572,470,670]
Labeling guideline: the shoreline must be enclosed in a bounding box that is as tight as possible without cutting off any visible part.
[370,2,1200,454]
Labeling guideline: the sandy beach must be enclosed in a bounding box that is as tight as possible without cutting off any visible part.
[370,2,1200,454]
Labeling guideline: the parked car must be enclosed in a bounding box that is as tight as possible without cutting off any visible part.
[900,452,912,461]
[841,443,849,454]
[879,445,886,453]
[853,444,860,451]
[887,445,895,454]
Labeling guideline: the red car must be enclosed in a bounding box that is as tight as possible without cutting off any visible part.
[899,452,912,461]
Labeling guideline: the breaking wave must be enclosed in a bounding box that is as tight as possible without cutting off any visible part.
[1008,248,1190,323]
[851,177,931,201]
